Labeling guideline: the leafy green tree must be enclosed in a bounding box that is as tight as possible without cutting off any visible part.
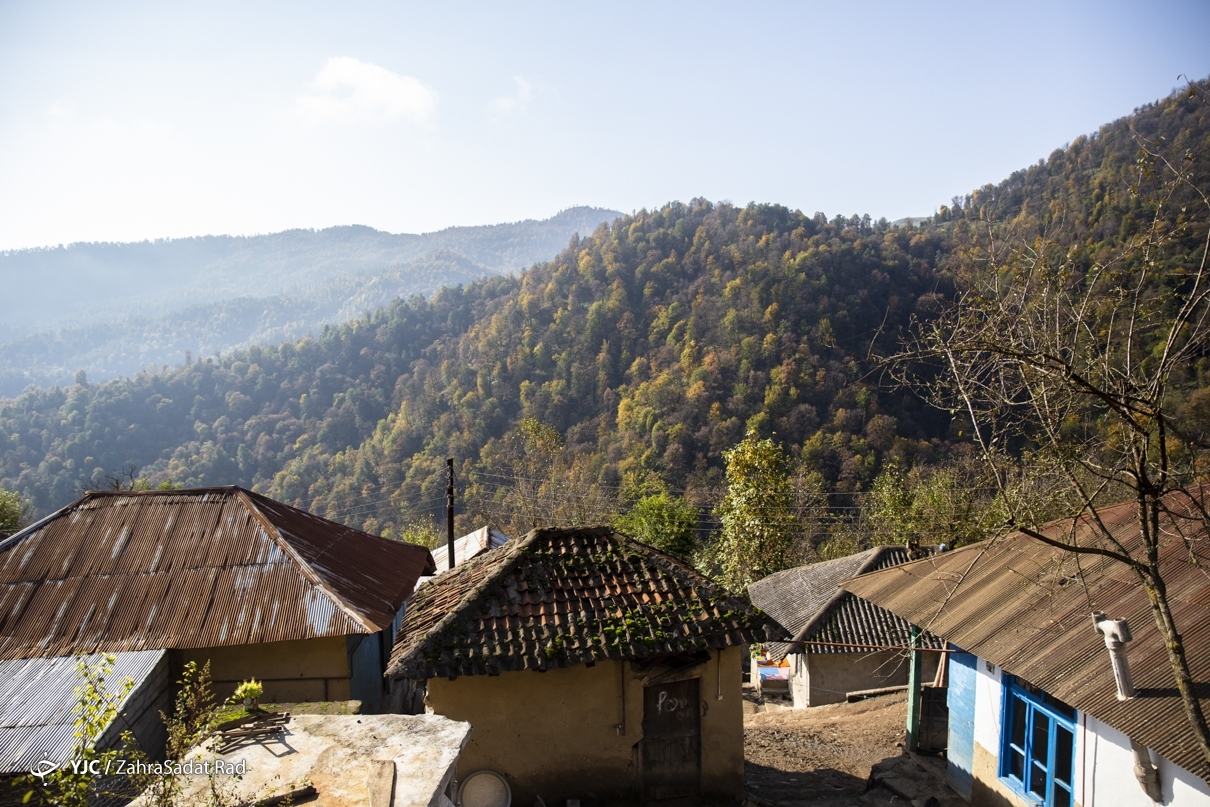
[860,457,1003,551]
[712,431,801,592]
[614,492,699,561]
[120,661,217,807]
[0,487,29,538]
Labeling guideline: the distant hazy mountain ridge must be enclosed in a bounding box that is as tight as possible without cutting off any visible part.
[0,207,621,394]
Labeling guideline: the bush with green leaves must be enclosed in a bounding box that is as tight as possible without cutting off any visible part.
[21,655,134,807]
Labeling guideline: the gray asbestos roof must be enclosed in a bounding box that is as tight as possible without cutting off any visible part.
[0,649,166,774]
[748,547,942,659]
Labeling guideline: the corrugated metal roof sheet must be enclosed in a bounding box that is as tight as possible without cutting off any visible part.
[841,491,1210,782]
[430,526,510,573]
[0,487,435,660]
[389,527,775,680]
[0,650,165,774]
[748,547,942,658]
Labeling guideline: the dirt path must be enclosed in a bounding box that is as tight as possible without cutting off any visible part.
[743,692,919,806]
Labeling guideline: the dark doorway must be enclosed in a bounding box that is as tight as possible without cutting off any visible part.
[641,677,702,801]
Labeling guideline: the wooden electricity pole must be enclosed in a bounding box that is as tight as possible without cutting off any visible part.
[446,458,455,568]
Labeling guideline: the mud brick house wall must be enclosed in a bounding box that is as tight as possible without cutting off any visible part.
[387,526,771,805]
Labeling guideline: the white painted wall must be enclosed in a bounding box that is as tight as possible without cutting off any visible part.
[1081,714,1210,807]
[972,657,1003,756]
[968,655,1210,807]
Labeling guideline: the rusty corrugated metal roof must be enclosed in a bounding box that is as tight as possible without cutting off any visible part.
[0,487,435,660]
[841,491,1210,782]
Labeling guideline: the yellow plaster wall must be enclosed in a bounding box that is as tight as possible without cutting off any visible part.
[970,741,1072,807]
[425,646,745,805]
[180,636,352,703]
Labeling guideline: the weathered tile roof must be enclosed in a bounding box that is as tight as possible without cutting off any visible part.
[0,487,435,660]
[842,490,1210,782]
[388,526,774,680]
[748,547,942,659]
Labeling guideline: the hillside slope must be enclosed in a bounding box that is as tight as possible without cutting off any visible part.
[1,82,1206,533]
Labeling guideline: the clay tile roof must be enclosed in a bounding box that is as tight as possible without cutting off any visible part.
[841,489,1210,782]
[388,526,774,680]
[748,546,943,659]
[0,486,435,660]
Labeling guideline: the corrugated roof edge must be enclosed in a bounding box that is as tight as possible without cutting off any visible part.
[237,489,380,635]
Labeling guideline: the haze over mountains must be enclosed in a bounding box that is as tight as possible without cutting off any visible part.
[0,206,621,396]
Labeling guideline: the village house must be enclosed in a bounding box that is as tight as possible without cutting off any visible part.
[0,487,434,719]
[843,493,1210,806]
[747,546,942,707]
[386,526,771,805]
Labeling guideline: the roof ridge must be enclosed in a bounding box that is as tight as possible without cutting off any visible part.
[235,489,378,634]
[788,547,883,645]
[389,528,543,676]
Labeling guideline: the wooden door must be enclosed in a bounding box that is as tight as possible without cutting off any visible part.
[641,677,702,801]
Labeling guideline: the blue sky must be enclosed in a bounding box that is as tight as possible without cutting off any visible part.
[1,0,1208,251]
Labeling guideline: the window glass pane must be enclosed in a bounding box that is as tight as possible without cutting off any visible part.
[1032,711,1051,760]
[1056,725,1074,784]
[1010,749,1024,780]
[1029,712,1050,798]
[1055,784,1071,807]
[1012,696,1027,748]
[1030,761,1048,798]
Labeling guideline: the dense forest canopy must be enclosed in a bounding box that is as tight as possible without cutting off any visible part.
[1,81,1206,544]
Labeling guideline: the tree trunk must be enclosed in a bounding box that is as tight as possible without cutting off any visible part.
[1143,572,1210,768]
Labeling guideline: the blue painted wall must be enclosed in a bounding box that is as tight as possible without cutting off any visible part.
[947,651,977,800]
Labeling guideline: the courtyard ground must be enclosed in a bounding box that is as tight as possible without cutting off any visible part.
[742,688,964,807]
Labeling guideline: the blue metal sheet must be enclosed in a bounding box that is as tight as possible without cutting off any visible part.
[947,650,977,800]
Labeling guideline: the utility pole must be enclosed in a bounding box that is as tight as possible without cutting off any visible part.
[905,623,923,752]
[446,458,456,568]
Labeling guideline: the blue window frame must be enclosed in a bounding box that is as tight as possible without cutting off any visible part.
[1000,676,1077,807]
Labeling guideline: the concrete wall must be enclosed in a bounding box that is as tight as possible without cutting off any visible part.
[964,655,1210,807]
[423,647,746,805]
[791,650,940,707]
[180,636,352,704]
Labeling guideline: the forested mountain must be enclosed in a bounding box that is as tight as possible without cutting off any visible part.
[1,81,1206,537]
[0,207,620,394]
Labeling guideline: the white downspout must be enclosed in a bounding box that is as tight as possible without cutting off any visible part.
[1092,611,1135,700]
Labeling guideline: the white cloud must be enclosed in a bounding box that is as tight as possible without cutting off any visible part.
[490,76,532,116]
[298,57,436,124]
